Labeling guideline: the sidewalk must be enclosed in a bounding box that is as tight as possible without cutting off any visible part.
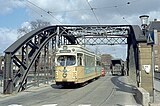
[150,91,160,106]
[105,76,142,106]
[126,76,160,106]
[0,80,55,99]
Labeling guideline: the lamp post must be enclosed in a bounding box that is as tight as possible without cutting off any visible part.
[139,15,149,29]
[139,15,149,34]
[139,15,155,103]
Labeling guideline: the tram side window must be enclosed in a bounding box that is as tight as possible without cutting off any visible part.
[96,61,101,66]
[77,53,83,66]
[84,55,88,66]
[96,57,102,66]
[84,55,95,66]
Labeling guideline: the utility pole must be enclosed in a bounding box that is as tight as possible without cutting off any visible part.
[151,44,155,102]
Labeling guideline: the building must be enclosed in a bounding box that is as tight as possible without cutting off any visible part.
[148,19,160,72]
[138,19,160,94]
[101,54,112,70]
[0,56,4,75]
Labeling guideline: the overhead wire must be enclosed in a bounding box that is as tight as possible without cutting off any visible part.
[24,0,139,25]
[26,0,63,24]
[116,0,139,25]
[14,0,49,24]
[96,0,138,10]
[25,1,56,25]
[94,0,138,25]
[25,2,44,19]
[39,0,138,14]
[85,0,100,24]
[114,5,131,25]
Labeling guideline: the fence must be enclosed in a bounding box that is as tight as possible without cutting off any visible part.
[0,70,55,93]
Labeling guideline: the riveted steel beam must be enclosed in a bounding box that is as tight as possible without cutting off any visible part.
[3,25,144,94]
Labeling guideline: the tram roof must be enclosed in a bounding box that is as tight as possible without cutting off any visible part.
[57,45,96,55]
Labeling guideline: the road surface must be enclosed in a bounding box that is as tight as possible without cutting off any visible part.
[0,75,141,106]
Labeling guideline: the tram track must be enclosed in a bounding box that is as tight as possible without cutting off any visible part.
[66,76,113,106]
[27,85,76,106]
[26,78,104,106]
[1,84,76,106]
[3,76,116,106]
[1,76,139,106]
[98,85,116,106]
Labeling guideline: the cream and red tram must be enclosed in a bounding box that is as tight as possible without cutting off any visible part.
[55,45,101,86]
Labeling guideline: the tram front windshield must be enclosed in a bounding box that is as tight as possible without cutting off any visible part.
[57,55,76,66]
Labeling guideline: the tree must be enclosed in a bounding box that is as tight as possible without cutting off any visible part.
[17,19,51,39]
[30,19,50,31]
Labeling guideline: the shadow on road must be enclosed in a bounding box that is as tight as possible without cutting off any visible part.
[50,77,100,90]
[50,84,82,89]
[111,76,141,104]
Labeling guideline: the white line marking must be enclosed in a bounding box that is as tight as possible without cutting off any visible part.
[8,104,22,106]
[42,104,58,106]
[78,104,91,106]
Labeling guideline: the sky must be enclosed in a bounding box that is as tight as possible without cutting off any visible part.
[0,0,160,59]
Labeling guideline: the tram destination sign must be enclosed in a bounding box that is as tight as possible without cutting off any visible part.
[60,50,71,53]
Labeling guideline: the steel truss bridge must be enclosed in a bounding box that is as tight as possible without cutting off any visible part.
[3,25,144,94]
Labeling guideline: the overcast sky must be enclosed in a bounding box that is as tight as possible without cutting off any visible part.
[0,0,160,59]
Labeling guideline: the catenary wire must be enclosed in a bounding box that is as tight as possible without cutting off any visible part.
[26,2,45,19]
[85,0,100,24]
[114,6,131,25]
[25,0,139,25]
[26,0,63,24]
[38,0,139,14]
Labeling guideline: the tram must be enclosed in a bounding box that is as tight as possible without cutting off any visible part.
[55,45,101,86]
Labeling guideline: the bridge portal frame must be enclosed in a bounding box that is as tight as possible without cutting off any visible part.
[3,25,144,94]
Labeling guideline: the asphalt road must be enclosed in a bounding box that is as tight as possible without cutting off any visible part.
[0,75,141,106]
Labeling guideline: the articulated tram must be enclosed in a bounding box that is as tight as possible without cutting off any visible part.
[55,45,102,86]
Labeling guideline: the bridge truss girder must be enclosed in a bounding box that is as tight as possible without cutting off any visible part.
[3,25,142,94]
[4,26,58,93]
[77,36,127,45]
[58,25,129,45]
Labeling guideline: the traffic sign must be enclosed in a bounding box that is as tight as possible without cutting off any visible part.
[146,31,154,45]
[146,30,158,45]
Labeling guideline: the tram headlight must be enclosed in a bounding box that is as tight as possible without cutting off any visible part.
[72,48,75,52]
[73,71,77,78]
[55,71,58,78]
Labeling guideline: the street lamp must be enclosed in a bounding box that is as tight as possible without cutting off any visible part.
[139,15,149,31]
[140,15,156,103]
